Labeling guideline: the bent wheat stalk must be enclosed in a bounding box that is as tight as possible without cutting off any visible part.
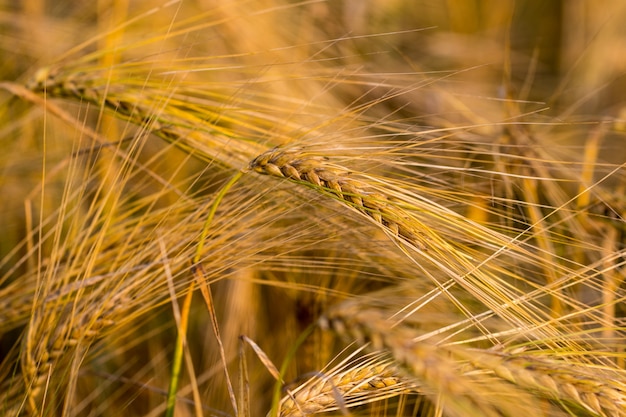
[26,69,269,168]
[247,148,579,341]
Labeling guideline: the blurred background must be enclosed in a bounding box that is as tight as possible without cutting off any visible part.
[3,0,626,113]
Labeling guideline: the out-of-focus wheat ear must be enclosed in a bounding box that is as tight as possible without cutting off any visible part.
[21,295,123,415]
[279,349,418,417]
[249,149,428,250]
[467,350,626,417]
[0,372,27,417]
[0,284,37,334]
[25,69,268,168]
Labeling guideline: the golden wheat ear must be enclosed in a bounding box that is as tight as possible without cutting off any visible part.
[248,148,428,250]
[278,347,418,417]
[466,349,626,417]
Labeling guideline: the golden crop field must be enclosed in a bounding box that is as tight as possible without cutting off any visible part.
[1,1,625,416]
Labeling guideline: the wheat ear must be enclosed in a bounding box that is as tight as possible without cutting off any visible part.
[467,350,626,417]
[27,69,267,168]
[279,350,416,417]
[22,293,126,414]
[249,149,428,250]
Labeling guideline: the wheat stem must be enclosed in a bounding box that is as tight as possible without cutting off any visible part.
[165,278,195,417]
[268,324,317,417]
[194,170,245,265]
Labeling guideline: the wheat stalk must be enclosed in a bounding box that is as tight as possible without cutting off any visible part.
[247,148,573,339]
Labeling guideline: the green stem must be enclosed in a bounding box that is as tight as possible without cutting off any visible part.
[194,170,245,265]
[268,323,316,417]
[166,169,244,417]
[165,283,195,417]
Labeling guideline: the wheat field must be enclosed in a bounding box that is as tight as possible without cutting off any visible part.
[1,1,625,416]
